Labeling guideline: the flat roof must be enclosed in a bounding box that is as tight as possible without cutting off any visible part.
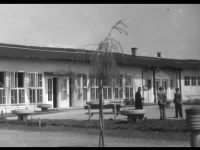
[0,43,199,70]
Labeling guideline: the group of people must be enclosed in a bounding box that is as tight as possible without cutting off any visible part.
[135,86,183,120]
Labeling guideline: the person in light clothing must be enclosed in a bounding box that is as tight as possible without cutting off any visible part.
[157,87,167,120]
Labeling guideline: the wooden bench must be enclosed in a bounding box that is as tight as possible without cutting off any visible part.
[84,102,121,121]
[12,109,34,121]
[120,108,146,123]
[37,104,52,112]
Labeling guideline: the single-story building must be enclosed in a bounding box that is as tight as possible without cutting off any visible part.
[0,43,199,113]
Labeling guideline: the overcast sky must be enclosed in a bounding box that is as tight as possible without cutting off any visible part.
[0,4,199,59]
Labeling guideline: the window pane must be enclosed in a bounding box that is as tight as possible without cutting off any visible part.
[38,74,43,87]
[184,76,190,86]
[114,88,118,99]
[11,89,17,104]
[125,87,129,98]
[130,87,133,98]
[83,75,87,87]
[0,72,5,87]
[83,88,87,101]
[147,80,151,89]
[91,88,95,99]
[48,79,52,101]
[19,89,25,104]
[0,89,5,104]
[191,76,196,86]
[103,88,107,99]
[198,77,200,86]
[108,88,112,99]
[37,89,43,103]
[17,72,24,88]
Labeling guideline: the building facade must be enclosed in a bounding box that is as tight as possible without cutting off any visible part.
[0,43,199,113]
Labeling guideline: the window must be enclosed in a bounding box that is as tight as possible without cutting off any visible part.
[114,75,123,99]
[147,80,151,89]
[191,76,197,86]
[77,74,82,100]
[0,72,5,104]
[184,76,190,86]
[170,80,174,89]
[198,77,200,86]
[0,72,5,88]
[60,79,68,101]
[28,73,43,103]
[82,74,87,102]
[125,75,134,99]
[10,72,25,104]
[48,79,53,101]
[90,76,99,101]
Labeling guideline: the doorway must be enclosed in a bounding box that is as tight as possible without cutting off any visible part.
[53,77,58,108]
[155,79,168,101]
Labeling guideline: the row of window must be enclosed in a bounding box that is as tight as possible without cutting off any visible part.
[144,79,174,90]
[0,72,43,105]
[75,74,134,102]
[184,76,200,86]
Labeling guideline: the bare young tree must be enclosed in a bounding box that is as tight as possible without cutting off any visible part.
[89,19,128,147]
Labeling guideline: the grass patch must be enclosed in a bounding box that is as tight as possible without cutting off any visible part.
[1,117,189,132]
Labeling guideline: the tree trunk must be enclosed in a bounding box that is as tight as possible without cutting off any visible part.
[99,79,104,147]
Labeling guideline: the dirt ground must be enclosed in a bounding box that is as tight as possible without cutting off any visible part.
[1,104,194,147]
[0,124,189,147]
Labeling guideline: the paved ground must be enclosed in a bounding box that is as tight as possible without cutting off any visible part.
[2,104,194,147]
[6,104,194,121]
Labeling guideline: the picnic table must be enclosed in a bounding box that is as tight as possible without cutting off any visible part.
[84,101,121,121]
[12,109,34,121]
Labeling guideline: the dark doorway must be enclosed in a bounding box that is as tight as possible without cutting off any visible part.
[53,77,57,108]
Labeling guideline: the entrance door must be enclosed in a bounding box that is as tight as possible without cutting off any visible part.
[53,78,58,108]
[155,79,168,101]
[57,77,70,108]
[162,79,168,93]
[47,77,53,107]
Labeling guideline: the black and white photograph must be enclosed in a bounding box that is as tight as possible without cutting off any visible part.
[0,4,199,147]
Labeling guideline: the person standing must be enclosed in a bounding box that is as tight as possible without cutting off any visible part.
[157,87,167,120]
[135,87,144,119]
[173,88,183,118]
[135,87,144,109]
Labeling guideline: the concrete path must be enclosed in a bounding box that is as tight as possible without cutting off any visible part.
[6,104,192,121]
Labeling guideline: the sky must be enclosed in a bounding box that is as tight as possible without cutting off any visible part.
[0,4,199,59]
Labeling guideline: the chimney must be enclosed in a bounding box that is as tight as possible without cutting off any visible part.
[157,52,162,58]
[131,48,137,56]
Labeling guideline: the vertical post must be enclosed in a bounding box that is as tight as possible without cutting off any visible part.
[88,104,91,122]
[141,70,144,98]
[114,104,116,120]
[152,68,156,103]
[178,70,182,96]
[99,79,104,147]
[176,71,178,88]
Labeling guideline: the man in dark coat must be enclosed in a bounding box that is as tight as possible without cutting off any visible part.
[135,87,144,109]
[173,88,183,118]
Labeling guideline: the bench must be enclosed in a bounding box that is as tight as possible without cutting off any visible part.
[37,104,52,112]
[12,109,34,121]
[84,102,121,121]
[120,108,146,122]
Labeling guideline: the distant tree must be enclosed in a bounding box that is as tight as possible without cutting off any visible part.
[89,19,128,147]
